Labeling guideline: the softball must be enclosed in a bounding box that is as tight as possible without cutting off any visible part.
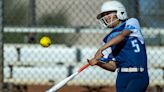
[40,36,52,47]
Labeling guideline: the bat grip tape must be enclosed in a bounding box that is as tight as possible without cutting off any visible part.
[78,63,90,73]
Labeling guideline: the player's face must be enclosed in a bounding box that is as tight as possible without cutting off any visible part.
[103,13,120,28]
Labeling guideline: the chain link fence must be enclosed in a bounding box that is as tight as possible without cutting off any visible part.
[1,0,164,92]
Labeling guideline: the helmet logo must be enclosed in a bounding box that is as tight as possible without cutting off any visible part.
[121,12,124,15]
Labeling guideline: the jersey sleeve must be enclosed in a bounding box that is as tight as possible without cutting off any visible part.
[124,18,141,33]
[124,18,144,44]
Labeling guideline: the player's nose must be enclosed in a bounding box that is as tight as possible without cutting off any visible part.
[104,15,111,22]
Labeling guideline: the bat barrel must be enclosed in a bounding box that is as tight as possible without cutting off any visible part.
[46,72,78,92]
[46,63,89,92]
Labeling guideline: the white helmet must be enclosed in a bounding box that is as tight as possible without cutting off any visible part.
[97,0,128,20]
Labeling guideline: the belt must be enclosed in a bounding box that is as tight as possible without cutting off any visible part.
[118,67,144,72]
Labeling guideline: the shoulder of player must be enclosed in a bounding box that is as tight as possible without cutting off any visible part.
[126,18,139,24]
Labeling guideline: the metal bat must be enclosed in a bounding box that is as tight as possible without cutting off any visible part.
[46,63,90,92]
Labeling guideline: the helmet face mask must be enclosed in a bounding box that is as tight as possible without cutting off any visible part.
[98,13,119,28]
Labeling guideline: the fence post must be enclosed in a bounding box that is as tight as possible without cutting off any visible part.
[29,0,36,26]
[0,0,3,92]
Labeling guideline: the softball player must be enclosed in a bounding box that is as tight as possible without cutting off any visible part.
[88,1,149,92]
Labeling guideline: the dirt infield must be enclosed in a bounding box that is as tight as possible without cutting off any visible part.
[26,85,159,92]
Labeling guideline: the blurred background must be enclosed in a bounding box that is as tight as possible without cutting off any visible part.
[0,0,164,92]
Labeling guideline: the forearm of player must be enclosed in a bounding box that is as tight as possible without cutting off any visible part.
[97,61,116,72]
[94,35,125,59]
[101,30,131,50]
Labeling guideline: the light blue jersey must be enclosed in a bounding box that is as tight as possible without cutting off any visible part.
[102,18,148,69]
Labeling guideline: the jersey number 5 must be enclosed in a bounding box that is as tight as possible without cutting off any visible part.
[131,39,140,53]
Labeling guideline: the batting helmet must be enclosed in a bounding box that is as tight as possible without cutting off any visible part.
[97,0,128,20]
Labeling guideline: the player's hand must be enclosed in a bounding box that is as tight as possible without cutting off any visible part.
[87,58,99,66]
[94,48,103,59]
